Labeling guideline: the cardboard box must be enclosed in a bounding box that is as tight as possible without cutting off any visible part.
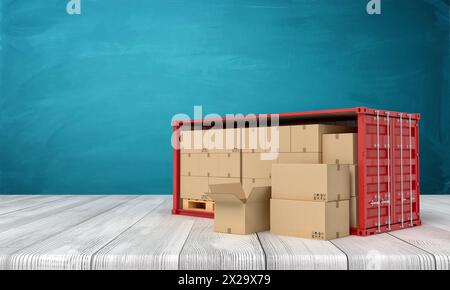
[242,178,271,195]
[322,133,357,164]
[242,152,276,179]
[291,124,354,153]
[263,126,291,153]
[208,183,271,234]
[271,164,350,201]
[180,153,212,176]
[242,127,264,152]
[350,196,358,228]
[216,152,241,178]
[349,165,358,197]
[276,152,321,164]
[180,129,205,153]
[270,199,349,240]
[204,128,241,153]
[181,176,209,200]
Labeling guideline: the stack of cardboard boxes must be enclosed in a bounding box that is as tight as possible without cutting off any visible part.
[180,124,358,240]
[180,128,241,212]
[322,133,358,228]
[269,127,357,240]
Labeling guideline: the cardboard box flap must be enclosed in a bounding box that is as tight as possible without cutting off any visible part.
[246,187,271,203]
[208,183,247,203]
[207,192,244,204]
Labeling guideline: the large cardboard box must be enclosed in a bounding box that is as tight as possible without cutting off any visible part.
[276,152,321,164]
[181,176,209,200]
[271,164,350,201]
[242,152,276,179]
[208,183,271,234]
[270,199,350,240]
[350,196,358,228]
[322,133,358,164]
[291,124,354,153]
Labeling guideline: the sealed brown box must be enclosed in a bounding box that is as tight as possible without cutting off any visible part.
[242,178,271,194]
[180,153,211,176]
[180,129,205,153]
[291,124,354,153]
[242,152,276,179]
[350,196,358,228]
[270,199,349,240]
[271,163,350,201]
[204,128,241,153]
[208,183,271,234]
[181,152,241,178]
[216,152,241,178]
[180,176,209,199]
[276,152,321,164]
[242,127,264,152]
[322,133,358,164]
[263,126,291,153]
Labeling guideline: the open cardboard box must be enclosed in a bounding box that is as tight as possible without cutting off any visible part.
[208,183,271,235]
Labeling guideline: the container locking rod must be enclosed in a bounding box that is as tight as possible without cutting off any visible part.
[409,114,413,226]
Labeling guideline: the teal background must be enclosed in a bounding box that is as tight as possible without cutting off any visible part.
[0,0,449,194]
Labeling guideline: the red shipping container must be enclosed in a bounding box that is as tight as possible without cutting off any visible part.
[171,107,421,236]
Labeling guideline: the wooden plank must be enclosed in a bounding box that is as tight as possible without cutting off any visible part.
[8,196,164,270]
[0,195,40,204]
[92,196,194,270]
[179,218,265,270]
[257,231,347,270]
[0,195,135,269]
[331,234,435,270]
[420,198,450,232]
[0,196,102,233]
[390,225,450,270]
[0,195,65,215]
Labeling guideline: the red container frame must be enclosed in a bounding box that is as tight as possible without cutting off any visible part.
[171,107,421,236]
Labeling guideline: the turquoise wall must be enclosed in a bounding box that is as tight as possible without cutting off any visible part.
[0,0,449,194]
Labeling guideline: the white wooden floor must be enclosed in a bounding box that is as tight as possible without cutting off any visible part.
[0,195,448,270]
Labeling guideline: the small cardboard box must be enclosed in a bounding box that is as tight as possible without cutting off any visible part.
[180,153,210,176]
[350,196,358,228]
[181,176,209,200]
[180,129,205,153]
[242,152,276,179]
[322,133,358,164]
[271,163,350,201]
[242,127,265,152]
[181,152,241,178]
[276,152,321,164]
[291,124,354,153]
[264,126,291,153]
[208,183,271,235]
[216,152,241,178]
[270,199,349,240]
[204,128,241,153]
